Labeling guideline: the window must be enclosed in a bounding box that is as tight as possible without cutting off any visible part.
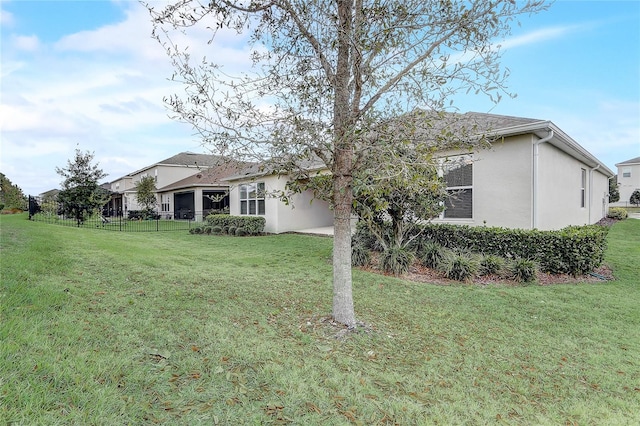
[580,168,586,208]
[161,194,170,212]
[622,167,631,178]
[442,155,473,219]
[239,182,265,215]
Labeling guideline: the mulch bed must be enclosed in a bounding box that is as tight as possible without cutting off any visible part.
[406,264,612,286]
[357,218,620,286]
[360,256,615,287]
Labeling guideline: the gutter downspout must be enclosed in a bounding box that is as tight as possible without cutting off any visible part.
[589,164,601,224]
[532,129,554,229]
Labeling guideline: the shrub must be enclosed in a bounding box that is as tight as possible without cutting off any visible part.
[352,222,378,251]
[437,251,479,282]
[381,246,415,275]
[211,225,223,234]
[205,214,266,235]
[608,207,628,220]
[508,258,538,284]
[235,227,248,236]
[192,226,203,234]
[419,241,446,269]
[631,189,640,206]
[479,254,505,276]
[352,244,370,267]
[414,223,608,276]
[227,226,237,236]
[203,226,212,235]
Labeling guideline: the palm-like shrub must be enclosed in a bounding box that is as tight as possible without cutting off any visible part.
[381,246,415,275]
[437,251,479,282]
[508,258,538,284]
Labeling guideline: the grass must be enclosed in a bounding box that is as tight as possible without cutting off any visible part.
[2,213,639,424]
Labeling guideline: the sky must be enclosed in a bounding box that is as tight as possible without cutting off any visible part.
[1,0,639,196]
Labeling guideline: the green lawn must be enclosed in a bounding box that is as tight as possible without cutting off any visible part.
[2,213,639,425]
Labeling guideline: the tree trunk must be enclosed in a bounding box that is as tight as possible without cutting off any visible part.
[331,0,356,327]
[332,156,355,327]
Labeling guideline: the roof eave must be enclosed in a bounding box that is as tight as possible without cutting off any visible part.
[489,121,614,178]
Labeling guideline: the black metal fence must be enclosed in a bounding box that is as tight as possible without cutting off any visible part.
[28,195,204,232]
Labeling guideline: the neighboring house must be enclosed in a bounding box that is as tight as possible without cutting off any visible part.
[106,152,236,218]
[224,112,614,233]
[39,189,60,202]
[615,156,640,205]
[224,162,334,234]
[156,160,247,221]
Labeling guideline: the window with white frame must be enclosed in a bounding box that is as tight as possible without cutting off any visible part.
[161,194,170,212]
[622,167,631,178]
[580,168,586,208]
[239,182,265,215]
[442,155,473,219]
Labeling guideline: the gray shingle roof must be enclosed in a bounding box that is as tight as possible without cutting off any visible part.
[616,156,640,166]
[156,152,227,168]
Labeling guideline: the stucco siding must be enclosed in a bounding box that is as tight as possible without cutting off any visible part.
[617,163,640,204]
[536,142,590,230]
[433,135,533,229]
[591,168,610,222]
[229,174,333,234]
[473,135,533,228]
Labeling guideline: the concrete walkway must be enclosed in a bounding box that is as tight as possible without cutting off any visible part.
[295,226,335,236]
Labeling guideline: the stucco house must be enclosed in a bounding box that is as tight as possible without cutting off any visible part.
[224,162,335,234]
[156,159,247,221]
[224,112,614,233]
[615,156,640,205]
[106,152,237,218]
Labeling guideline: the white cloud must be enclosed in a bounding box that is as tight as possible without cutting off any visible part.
[497,24,582,50]
[0,7,14,27]
[11,34,40,51]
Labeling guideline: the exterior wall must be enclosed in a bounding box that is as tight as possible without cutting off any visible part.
[129,165,200,191]
[432,134,534,229]
[473,135,533,229]
[433,133,610,231]
[229,174,333,234]
[536,142,608,229]
[119,166,203,213]
[591,168,611,221]
[617,162,640,205]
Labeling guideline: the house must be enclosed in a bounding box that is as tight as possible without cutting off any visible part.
[224,112,614,233]
[106,152,241,219]
[224,162,335,234]
[615,156,640,205]
[156,159,247,221]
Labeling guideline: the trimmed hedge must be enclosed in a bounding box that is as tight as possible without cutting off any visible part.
[414,223,608,276]
[607,207,628,220]
[205,214,266,235]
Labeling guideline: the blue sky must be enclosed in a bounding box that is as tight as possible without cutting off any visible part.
[1,0,639,196]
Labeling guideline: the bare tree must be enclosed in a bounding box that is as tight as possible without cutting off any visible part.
[146,0,548,327]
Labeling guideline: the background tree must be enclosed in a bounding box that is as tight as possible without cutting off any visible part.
[148,0,547,326]
[56,149,109,226]
[630,189,640,207]
[0,173,27,211]
[609,176,620,203]
[135,176,158,217]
